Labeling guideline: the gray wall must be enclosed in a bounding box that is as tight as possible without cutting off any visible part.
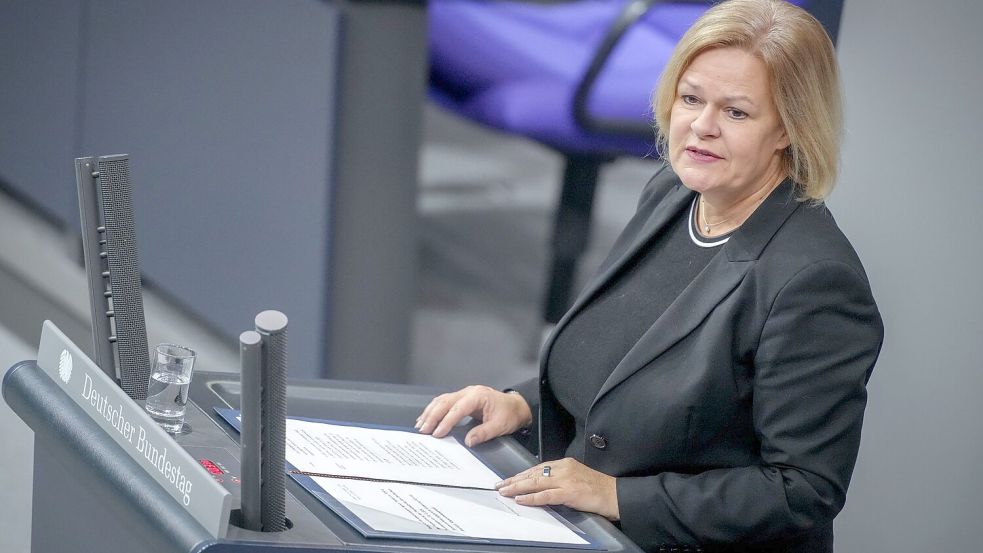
[830,0,983,549]
[0,0,427,381]
[0,0,343,377]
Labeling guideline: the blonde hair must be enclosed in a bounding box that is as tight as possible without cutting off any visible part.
[653,0,842,201]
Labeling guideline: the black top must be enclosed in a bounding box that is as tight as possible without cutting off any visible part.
[547,196,733,459]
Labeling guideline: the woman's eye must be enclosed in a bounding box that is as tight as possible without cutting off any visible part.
[728,108,748,120]
[680,95,700,106]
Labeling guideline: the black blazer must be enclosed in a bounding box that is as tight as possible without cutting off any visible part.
[515,166,884,553]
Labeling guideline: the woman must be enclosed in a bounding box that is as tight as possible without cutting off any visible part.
[417,1,883,551]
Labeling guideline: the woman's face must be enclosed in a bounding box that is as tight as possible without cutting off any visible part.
[668,47,790,203]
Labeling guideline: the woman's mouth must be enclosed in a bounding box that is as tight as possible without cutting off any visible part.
[685,146,722,162]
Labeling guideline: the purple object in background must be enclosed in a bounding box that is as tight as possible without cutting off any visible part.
[428,1,709,156]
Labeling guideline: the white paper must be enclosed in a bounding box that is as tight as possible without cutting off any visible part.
[285,418,500,488]
[285,419,589,545]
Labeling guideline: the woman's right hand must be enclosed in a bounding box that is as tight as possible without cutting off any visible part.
[416,385,532,447]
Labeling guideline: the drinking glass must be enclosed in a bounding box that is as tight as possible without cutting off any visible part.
[145,343,196,433]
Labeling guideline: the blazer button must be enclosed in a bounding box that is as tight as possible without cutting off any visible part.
[589,433,607,450]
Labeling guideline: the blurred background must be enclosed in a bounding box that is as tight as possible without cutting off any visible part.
[2,0,982,551]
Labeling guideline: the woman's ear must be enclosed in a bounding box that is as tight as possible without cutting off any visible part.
[776,128,791,151]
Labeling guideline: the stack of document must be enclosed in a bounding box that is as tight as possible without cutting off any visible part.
[218,409,594,547]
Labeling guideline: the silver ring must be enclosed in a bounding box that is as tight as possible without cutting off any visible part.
[542,465,552,477]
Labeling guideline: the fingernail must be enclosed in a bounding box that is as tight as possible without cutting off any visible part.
[494,480,506,489]
[414,418,422,429]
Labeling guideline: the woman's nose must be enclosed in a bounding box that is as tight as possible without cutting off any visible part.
[690,108,719,138]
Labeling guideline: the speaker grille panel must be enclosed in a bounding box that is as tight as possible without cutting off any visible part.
[260,326,288,531]
[98,157,151,399]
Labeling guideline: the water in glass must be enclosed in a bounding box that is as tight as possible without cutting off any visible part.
[145,370,191,432]
[145,343,196,433]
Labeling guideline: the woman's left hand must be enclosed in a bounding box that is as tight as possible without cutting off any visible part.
[495,458,620,521]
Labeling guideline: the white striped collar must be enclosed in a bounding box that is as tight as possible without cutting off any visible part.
[688,195,731,248]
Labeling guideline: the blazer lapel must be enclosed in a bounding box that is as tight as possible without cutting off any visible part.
[539,183,694,364]
[594,252,752,401]
[586,183,694,305]
[594,179,802,402]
